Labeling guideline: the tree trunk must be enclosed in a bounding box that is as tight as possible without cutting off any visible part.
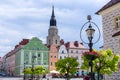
[66,73,70,80]
[97,71,100,80]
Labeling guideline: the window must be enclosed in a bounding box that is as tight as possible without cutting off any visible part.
[51,62,52,65]
[49,40,51,45]
[114,15,120,29]
[62,50,64,54]
[38,61,41,65]
[37,48,40,50]
[76,51,78,53]
[76,56,78,59]
[26,61,28,64]
[38,54,40,57]
[44,54,47,59]
[51,55,52,58]
[54,56,56,58]
[32,48,34,50]
[25,53,28,57]
[44,62,46,65]
[71,50,73,53]
[56,40,57,44]
[60,56,62,59]
[54,62,56,65]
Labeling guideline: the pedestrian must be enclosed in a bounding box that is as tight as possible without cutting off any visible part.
[84,74,90,80]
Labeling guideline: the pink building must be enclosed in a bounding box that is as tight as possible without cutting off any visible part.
[4,39,29,76]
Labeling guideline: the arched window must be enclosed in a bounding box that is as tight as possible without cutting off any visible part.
[56,40,57,44]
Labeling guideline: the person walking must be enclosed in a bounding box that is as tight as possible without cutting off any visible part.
[84,74,90,80]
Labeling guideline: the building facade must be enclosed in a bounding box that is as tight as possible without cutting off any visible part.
[49,44,58,71]
[3,37,49,76]
[58,41,88,75]
[97,0,120,80]
[15,37,49,76]
[0,57,3,72]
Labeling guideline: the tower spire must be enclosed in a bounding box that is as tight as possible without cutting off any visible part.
[50,5,56,26]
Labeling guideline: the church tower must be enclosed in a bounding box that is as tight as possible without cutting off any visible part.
[47,6,60,46]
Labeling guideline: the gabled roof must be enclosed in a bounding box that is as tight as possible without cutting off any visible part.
[6,39,29,57]
[65,41,86,49]
[96,0,120,14]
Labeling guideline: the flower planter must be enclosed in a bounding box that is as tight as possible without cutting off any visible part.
[83,51,98,60]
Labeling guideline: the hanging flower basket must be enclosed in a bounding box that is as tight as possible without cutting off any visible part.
[83,51,98,60]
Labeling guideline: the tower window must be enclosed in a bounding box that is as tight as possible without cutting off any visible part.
[114,15,120,29]
[56,40,57,44]
[49,40,51,45]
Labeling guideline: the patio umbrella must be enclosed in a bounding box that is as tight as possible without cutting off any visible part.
[50,70,60,74]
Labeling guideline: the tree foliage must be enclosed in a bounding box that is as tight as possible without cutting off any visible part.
[55,57,79,80]
[23,66,49,80]
[81,49,120,80]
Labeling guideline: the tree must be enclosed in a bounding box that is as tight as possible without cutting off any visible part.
[81,49,120,80]
[23,67,32,74]
[23,66,49,80]
[55,57,79,80]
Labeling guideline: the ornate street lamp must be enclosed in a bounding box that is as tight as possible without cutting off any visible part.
[31,55,36,80]
[80,15,100,80]
[23,62,26,80]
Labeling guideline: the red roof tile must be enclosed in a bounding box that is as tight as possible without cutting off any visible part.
[6,39,29,57]
[96,0,120,14]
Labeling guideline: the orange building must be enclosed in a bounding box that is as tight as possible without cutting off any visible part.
[49,44,58,71]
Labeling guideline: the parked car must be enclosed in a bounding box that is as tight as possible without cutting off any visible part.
[0,72,7,77]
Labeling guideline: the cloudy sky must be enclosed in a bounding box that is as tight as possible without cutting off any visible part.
[0,0,110,57]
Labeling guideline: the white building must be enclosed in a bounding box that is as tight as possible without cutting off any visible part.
[58,41,88,75]
[97,0,120,80]
[58,44,68,59]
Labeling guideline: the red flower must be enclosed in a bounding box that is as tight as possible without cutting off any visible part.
[83,51,98,60]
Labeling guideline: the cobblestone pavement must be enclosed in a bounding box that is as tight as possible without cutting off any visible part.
[0,78,83,80]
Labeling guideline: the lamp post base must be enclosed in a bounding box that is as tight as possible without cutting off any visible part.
[89,72,95,80]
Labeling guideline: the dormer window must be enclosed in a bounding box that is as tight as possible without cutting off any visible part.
[114,15,120,29]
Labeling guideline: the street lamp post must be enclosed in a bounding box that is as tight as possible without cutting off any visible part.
[66,63,69,80]
[80,15,100,80]
[31,55,36,80]
[23,62,26,80]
